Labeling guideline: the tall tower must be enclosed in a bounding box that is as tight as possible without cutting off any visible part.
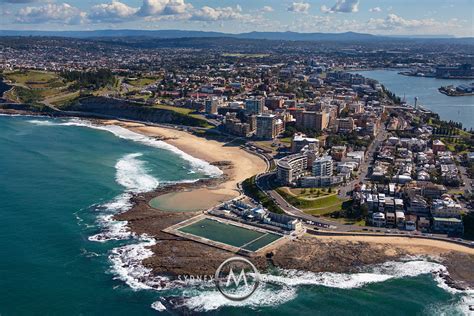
[414,97,419,110]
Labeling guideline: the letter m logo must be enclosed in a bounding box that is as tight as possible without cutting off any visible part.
[226,268,248,288]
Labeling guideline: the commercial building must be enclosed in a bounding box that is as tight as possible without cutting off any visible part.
[277,154,308,185]
[265,97,284,110]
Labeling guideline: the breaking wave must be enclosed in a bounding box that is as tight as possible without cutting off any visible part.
[115,153,159,193]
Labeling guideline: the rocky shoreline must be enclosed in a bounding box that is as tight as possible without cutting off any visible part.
[115,178,474,292]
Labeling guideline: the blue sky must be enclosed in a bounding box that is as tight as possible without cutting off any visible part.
[0,0,472,36]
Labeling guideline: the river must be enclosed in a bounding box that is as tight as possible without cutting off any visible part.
[354,70,473,129]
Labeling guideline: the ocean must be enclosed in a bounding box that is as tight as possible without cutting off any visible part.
[353,70,474,129]
[0,115,472,315]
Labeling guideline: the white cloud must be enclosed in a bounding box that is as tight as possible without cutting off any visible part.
[369,7,382,13]
[137,0,192,16]
[288,2,311,13]
[0,0,48,3]
[191,5,246,21]
[89,1,139,22]
[367,14,463,34]
[321,0,359,13]
[16,3,86,24]
[261,6,274,13]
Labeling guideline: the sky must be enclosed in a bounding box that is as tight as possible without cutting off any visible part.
[0,0,472,37]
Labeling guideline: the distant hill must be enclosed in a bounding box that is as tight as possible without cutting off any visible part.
[0,29,444,41]
[0,29,471,44]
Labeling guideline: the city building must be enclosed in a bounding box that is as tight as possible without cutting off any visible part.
[245,98,265,114]
[277,154,308,185]
[205,98,220,114]
[372,212,386,227]
[224,113,252,137]
[295,111,329,131]
[337,117,355,133]
[256,114,279,139]
[312,156,333,177]
[263,213,302,231]
[331,146,347,162]
[432,217,464,235]
[432,140,446,154]
[431,198,463,218]
[291,133,320,153]
[265,97,285,110]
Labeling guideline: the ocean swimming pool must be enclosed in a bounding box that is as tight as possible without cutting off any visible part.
[178,218,282,251]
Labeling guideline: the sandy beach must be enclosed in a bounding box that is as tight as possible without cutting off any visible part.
[307,234,474,255]
[102,120,268,211]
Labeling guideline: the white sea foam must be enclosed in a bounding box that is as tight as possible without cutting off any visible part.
[179,286,297,312]
[27,118,222,177]
[109,236,172,291]
[87,192,136,243]
[177,259,451,312]
[115,153,159,193]
[27,119,56,126]
[151,301,167,312]
[99,193,134,213]
[88,215,132,242]
[423,290,474,316]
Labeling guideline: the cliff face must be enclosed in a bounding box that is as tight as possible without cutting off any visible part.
[66,97,207,127]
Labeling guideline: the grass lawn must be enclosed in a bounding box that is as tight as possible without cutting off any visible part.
[153,104,211,128]
[124,77,159,87]
[276,188,347,216]
[279,137,292,144]
[3,70,72,105]
[49,91,81,107]
[153,104,194,115]
[5,70,60,87]
[281,187,332,199]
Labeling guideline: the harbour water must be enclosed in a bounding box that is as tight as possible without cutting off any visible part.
[354,70,473,129]
[0,115,472,315]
